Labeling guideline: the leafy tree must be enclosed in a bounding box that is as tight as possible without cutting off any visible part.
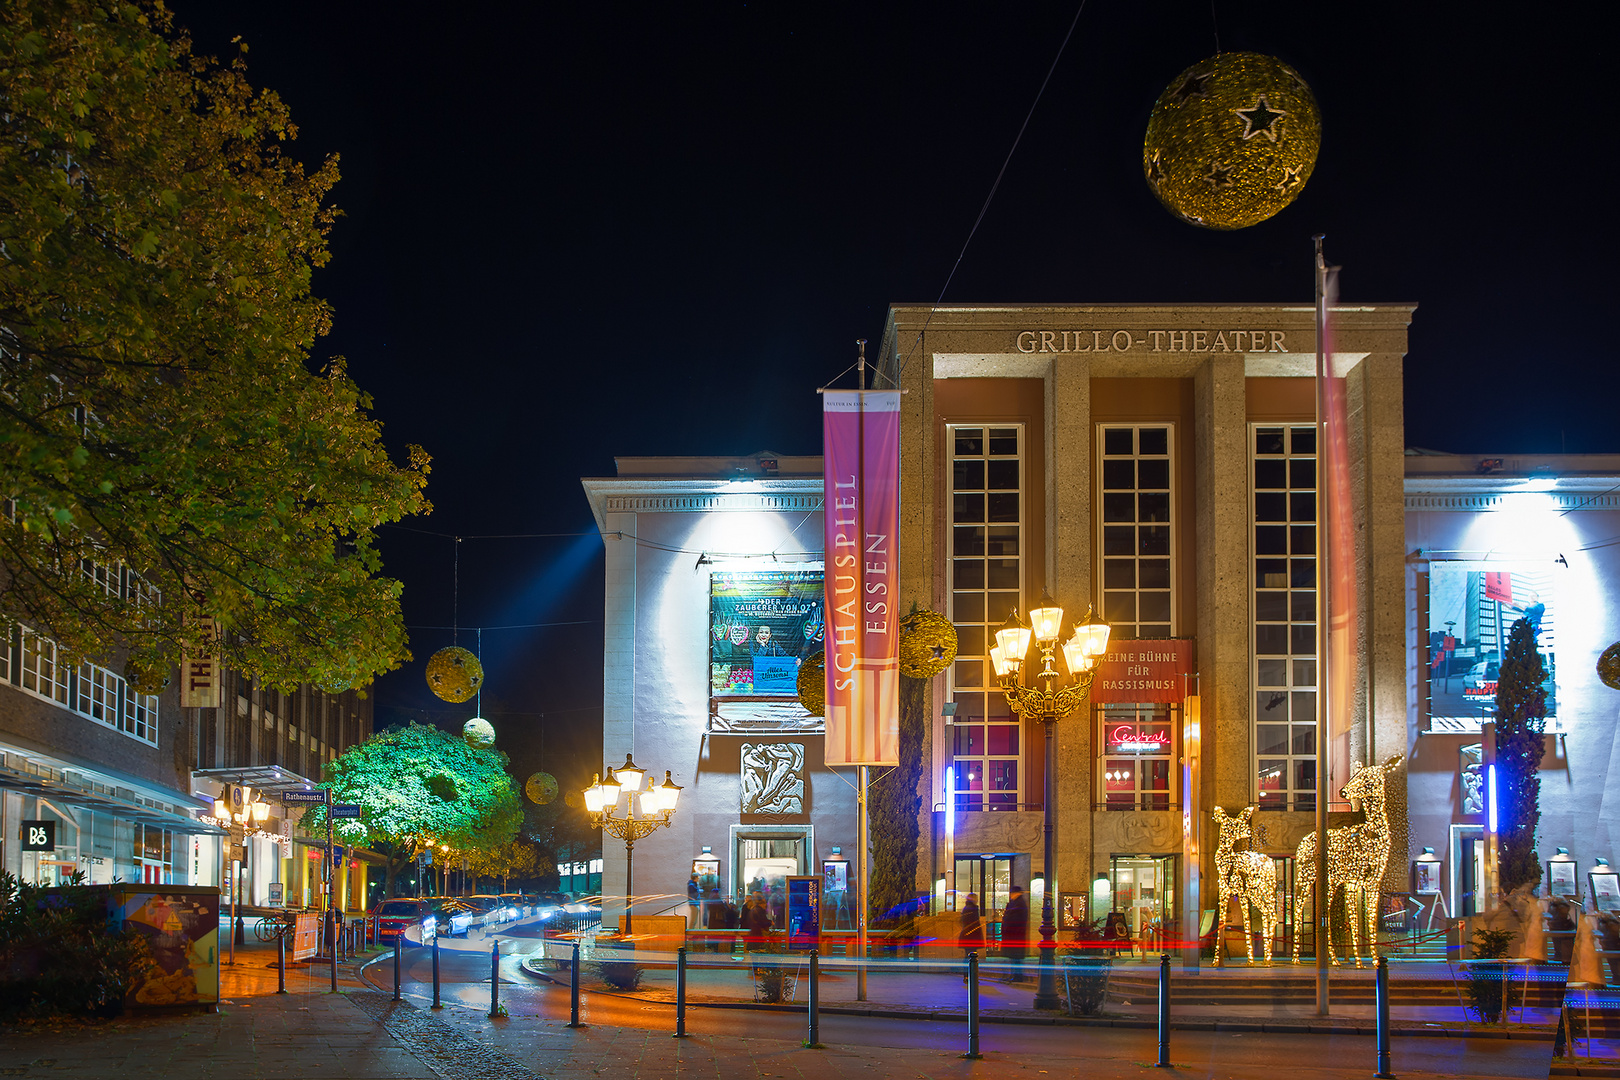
[1495,616,1547,893]
[466,839,543,893]
[0,0,430,691]
[302,723,521,895]
[524,791,599,887]
[868,673,925,930]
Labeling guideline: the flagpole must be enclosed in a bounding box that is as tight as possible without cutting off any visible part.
[1313,235,1331,1017]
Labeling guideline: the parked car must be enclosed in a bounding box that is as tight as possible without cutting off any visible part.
[499,894,532,918]
[372,898,428,942]
[425,897,478,937]
[462,895,507,925]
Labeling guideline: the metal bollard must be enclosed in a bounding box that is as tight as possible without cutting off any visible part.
[392,936,402,1001]
[277,931,288,994]
[674,946,688,1038]
[963,951,982,1060]
[489,939,501,1018]
[431,929,442,1009]
[1375,955,1394,1078]
[329,911,339,994]
[1156,952,1171,1067]
[806,950,820,1048]
[567,939,583,1028]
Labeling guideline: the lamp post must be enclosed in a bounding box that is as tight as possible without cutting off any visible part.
[584,755,682,931]
[990,592,1110,1010]
[211,784,271,965]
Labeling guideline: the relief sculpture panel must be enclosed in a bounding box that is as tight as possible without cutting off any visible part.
[740,742,806,815]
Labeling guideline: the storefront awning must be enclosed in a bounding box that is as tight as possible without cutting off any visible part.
[191,765,321,795]
[0,750,223,835]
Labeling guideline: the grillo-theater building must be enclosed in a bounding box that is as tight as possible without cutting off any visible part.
[584,301,1416,952]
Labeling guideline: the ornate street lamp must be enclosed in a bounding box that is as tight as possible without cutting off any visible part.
[991,592,1110,1010]
[583,755,682,929]
[210,784,271,965]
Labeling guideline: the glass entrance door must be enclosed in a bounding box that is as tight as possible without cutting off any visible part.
[1109,854,1177,954]
[1454,827,1485,916]
[955,856,1013,920]
[738,835,805,923]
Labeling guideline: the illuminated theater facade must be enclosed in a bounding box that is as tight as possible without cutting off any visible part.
[584,301,1417,949]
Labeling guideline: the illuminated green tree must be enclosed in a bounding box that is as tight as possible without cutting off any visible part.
[1495,616,1547,893]
[303,724,521,895]
[0,0,429,691]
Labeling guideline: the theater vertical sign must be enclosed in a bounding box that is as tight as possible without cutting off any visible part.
[823,390,900,766]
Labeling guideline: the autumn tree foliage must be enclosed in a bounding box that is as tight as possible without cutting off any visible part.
[0,1,429,691]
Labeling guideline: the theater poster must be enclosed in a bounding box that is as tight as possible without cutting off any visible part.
[1426,561,1556,729]
[710,569,823,726]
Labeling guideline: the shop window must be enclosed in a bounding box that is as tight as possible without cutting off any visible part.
[1098,425,1175,640]
[1098,704,1175,810]
[1252,425,1317,811]
[947,424,1024,811]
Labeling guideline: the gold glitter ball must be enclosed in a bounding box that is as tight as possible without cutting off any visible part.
[462,716,496,748]
[797,650,825,716]
[1599,642,1620,690]
[899,609,958,679]
[525,772,559,805]
[1143,52,1320,230]
[426,646,484,703]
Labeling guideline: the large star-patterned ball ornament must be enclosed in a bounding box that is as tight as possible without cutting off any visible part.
[797,650,825,716]
[526,772,559,805]
[899,609,959,679]
[426,646,484,703]
[1599,642,1620,690]
[1143,52,1320,230]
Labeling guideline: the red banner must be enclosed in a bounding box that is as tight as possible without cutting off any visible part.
[1484,571,1512,604]
[1089,639,1193,703]
[823,390,900,766]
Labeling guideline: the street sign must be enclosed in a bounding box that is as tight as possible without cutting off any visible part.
[21,821,55,851]
[330,803,362,818]
[231,844,246,862]
[282,789,328,804]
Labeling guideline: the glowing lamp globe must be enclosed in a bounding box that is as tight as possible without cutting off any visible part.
[1143,52,1321,230]
[426,646,484,703]
[462,716,496,748]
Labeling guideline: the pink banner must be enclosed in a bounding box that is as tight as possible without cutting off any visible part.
[823,390,900,766]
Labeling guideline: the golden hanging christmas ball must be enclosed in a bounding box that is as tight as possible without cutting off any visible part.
[797,650,825,716]
[123,654,171,695]
[1599,642,1620,690]
[462,716,496,748]
[1143,52,1320,230]
[563,789,583,809]
[525,772,559,805]
[426,646,484,703]
[899,609,958,679]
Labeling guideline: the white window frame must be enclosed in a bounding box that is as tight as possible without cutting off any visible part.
[945,422,1026,812]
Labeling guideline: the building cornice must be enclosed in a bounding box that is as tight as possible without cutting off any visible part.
[580,477,822,533]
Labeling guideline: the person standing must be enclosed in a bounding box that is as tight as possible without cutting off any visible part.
[959,893,985,981]
[686,874,701,929]
[742,891,772,947]
[1001,884,1029,983]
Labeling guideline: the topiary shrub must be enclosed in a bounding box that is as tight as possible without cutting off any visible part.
[1463,926,1516,1024]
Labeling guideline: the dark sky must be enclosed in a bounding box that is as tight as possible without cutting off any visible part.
[167,1,1612,789]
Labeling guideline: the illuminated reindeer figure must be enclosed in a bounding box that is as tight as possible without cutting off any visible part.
[1211,805,1278,964]
[1292,754,1404,968]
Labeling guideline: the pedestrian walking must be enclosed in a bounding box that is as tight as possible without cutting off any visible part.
[1001,884,1029,983]
[742,891,772,948]
[960,893,985,981]
[687,874,702,928]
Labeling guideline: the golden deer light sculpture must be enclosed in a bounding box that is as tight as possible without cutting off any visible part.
[1291,754,1404,967]
[1212,805,1278,964]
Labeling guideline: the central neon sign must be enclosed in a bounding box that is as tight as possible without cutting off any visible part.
[1107,725,1171,753]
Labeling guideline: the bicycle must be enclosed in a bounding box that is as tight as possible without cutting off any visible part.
[254,909,298,942]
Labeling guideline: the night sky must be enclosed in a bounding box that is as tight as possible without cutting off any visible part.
[165,2,1612,791]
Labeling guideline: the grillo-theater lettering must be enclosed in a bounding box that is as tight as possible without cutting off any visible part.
[1014,329,1291,355]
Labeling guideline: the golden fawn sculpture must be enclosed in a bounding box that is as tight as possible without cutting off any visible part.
[1211,805,1277,964]
[1291,754,1404,967]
